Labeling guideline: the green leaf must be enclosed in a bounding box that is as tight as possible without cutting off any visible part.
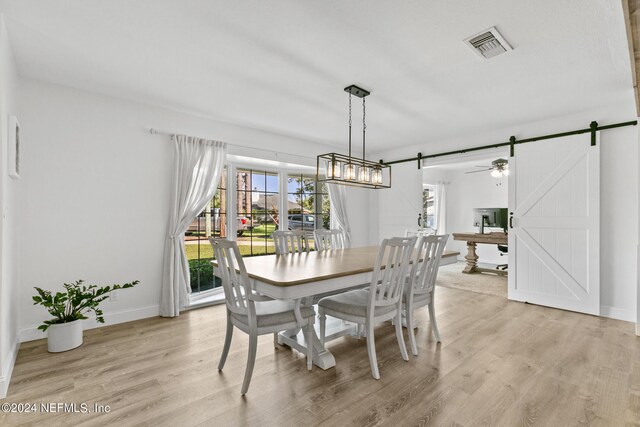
[32,279,139,331]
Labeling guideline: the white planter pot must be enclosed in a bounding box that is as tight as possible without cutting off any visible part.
[47,320,83,353]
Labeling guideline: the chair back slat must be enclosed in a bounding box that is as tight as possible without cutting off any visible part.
[313,229,346,251]
[405,228,437,238]
[369,236,416,308]
[272,230,308,254]
[209,238,253,316]
[411,234,449,294]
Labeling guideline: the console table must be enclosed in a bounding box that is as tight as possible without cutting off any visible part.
[452,232,508,275]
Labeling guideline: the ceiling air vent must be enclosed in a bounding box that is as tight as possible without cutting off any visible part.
[464,26,512,59]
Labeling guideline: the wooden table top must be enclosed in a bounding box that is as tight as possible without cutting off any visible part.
[213,246,459,287]
[452,232,508,244]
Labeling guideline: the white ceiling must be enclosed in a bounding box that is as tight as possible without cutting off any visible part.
[1,0,635,152]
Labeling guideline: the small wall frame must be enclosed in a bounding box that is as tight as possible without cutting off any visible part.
[7,115,20,179]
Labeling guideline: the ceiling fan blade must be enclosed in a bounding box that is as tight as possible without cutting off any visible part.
[473,165,490,168]
[465,168,492,174]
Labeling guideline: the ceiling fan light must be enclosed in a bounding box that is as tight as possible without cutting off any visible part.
[491,169,501,178]
[503,168,510,176]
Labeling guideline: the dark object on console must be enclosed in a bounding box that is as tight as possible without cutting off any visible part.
[497,244,508,270]
[473,207,508,233]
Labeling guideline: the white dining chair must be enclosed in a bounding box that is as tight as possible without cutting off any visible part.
[210,238,315,395]
[313,229,346,251]
[403,234,449,356]
[318,236,416,379]
[272,230,308,254]
[404,227,437,239]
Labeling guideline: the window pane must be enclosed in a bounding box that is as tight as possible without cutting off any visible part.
[186,167,227,294]
[235,169,279,257]
[286,173,330,239]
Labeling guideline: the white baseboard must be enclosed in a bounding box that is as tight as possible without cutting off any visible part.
[0,335,20,399]
[19,305,160,343]
[600,305,636,323]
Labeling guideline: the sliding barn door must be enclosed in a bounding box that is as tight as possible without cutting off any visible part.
[508,133,600,315]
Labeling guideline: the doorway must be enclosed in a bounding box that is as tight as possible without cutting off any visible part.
[423,150,510,298]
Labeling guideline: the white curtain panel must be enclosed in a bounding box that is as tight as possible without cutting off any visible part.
[160,135,227,317]
[436,182,447,235]
[324,161,352,248]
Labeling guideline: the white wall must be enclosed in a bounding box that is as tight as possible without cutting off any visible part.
[343,186,370,248]
[16,78,361,342]
[599,125,638,321]
[377,106,638,322]
[0,15,20,398]
[425,167,508,265]
[377,162,422,240]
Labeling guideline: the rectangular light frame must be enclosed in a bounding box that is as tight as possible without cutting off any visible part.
[316,152,391,189]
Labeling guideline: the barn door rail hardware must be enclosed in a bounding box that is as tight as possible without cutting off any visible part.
[380,120,637,166]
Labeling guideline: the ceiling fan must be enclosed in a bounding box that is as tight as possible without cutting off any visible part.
[465,158,510,178]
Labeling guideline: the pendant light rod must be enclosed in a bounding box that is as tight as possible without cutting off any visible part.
[348,93,352,159]
[380,119,638,166]
[362,97,366,165]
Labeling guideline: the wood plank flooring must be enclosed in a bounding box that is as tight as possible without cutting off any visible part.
[2,286,639,426]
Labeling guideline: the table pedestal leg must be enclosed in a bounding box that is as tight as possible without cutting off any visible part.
[462,241,478,274]
[278,327,336,370]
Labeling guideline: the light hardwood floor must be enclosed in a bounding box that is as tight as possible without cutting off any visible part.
[2,286,639,426]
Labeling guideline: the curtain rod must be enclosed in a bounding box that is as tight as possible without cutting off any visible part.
[380,119,638,168]
[148,128,317,161]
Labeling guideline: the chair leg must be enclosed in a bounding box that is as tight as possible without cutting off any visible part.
[241,334,258,395]
[428,300,441,343]
[406,306,418,357]
[394,311,409,361]
[366,320,380,380]
[273,332,279,347]
[319,309,326,345]
[218,313,234,371]
[306,320,314,371]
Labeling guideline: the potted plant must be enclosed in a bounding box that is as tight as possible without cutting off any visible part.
[32,279,139,352]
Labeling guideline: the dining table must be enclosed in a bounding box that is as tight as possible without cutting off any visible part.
[213,245,459,369]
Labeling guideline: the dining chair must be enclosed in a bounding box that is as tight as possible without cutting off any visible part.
[405,227,437,239]
[313,229,346,251]
[402,234,449,356]
[210,238,315,395]
[272,230,308,254]
[318,236,416,379]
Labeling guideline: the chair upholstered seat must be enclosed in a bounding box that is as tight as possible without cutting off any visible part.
[231,300,315,328]
[402,283,431,305]
[319,289,397,318]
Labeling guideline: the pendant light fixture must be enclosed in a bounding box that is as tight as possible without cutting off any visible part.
[317,85,391,189]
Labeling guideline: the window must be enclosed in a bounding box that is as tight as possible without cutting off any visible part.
[287,174,330,250]
[237,169,279,256]
[184,165,332,297]
[186,168,227,294]
[423,186,436,229]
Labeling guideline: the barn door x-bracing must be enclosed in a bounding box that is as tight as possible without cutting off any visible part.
[508,133,599,315]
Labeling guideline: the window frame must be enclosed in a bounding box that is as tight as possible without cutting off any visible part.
[423,184,437,230]
[186,161,329,303]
